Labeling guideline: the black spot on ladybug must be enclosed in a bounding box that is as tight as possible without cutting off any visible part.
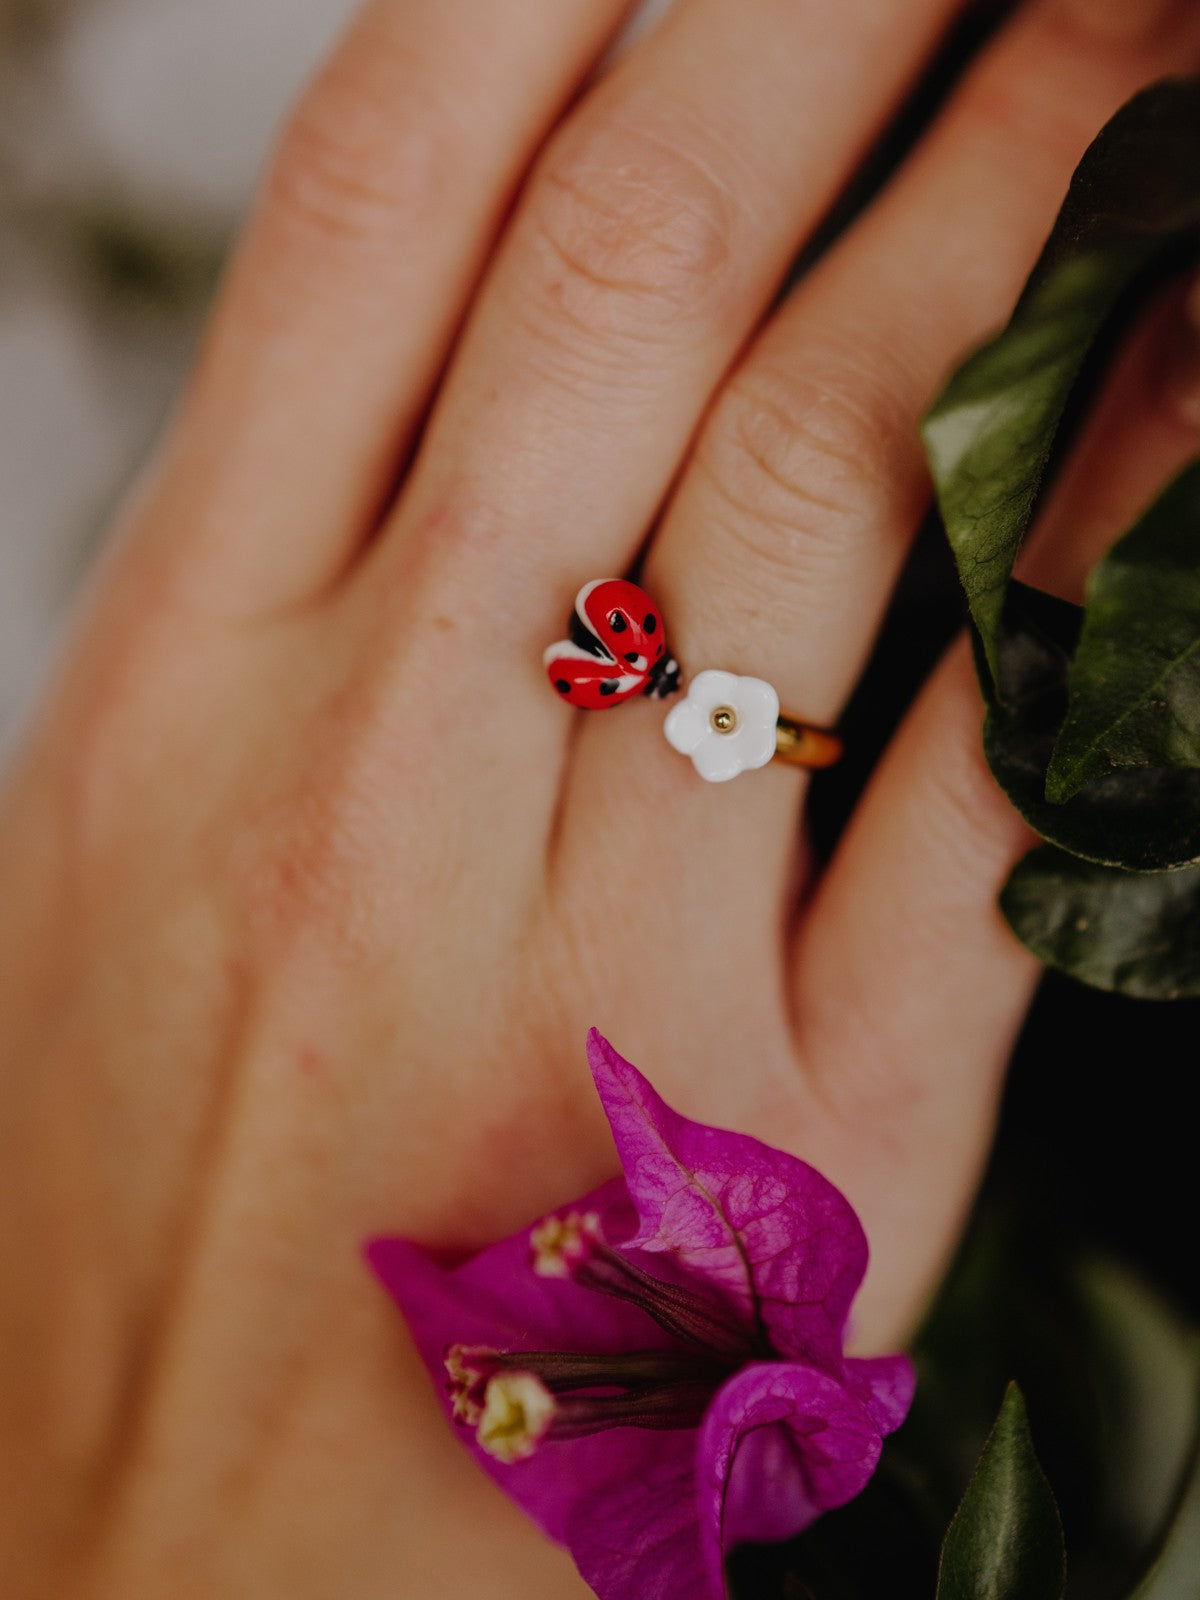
[608,612,628,633]
[655,643,664,657]
[624,652,642,664]
[555,680,571,694]
[644,613,657,633]
[600,680,619,696]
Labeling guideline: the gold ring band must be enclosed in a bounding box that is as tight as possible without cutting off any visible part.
[774,717,843,770]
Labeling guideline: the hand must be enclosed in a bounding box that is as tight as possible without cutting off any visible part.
[2,1,1197,1595]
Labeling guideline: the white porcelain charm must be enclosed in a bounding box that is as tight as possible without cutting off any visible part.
[663,670,779,782]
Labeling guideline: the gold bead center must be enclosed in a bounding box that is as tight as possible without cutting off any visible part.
[711,706,737,734]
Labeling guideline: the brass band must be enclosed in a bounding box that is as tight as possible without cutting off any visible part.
[774,716,843,770]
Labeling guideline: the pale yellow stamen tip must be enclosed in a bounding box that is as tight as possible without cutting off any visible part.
[530,1211,601,1278]
[710,705,737,734]
[477,1373,556,1463]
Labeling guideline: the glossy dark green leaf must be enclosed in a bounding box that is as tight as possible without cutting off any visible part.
[922,79,1200,682]
[978,585,1200,869]
[1127,1359,1200,1600]
[1046,461,1200,801]
[1001,846,1200,998]
[935,1384,1065,1600]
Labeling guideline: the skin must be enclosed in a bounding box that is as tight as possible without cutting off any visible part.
[1,0,1198,1595]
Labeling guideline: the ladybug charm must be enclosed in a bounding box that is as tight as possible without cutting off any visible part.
[544,579,680,709]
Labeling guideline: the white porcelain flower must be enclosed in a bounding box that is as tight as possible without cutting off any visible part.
[663,670,779,782]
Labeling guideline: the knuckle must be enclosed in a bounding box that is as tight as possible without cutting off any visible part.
[698,354,917,577]
[525,121,741,338]
[265,41,444,249]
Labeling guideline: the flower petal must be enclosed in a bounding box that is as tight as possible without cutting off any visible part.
[565,1431,716,1600]
[731,677,779,770]
[732,676,780,729]
[843,1353,916,1436]
[689,669,740,711]
[664,698,711,755]
[586,1032,868,1370]
[733,719,776,773]
[365,1178,675,1545]
[697,1363,883,1584]
[691,732,747,783]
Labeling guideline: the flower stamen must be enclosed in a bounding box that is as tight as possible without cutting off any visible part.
[531,1213,753,1358]
[448,1342,737,1460]
[546,1380,716,1439]
[530,1211,602,1278]
[476,1373,556,1463]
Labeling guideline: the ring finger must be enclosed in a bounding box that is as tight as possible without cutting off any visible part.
[572,0,1200,847]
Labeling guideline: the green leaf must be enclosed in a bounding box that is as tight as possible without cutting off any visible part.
[1127,1360,1200,1600]
[978,584,1200,870]
[922,79,1200,682]
[1074,1259,1200,1556]
[1046,461,1200,802]
[936,1384,1065,1600]
[1001,845,1200,998]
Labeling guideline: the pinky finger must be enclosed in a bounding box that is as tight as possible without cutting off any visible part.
[790,259,1200,1352]
[790,641,1037,1348]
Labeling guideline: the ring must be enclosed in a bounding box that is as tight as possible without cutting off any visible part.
[664,669,841,784]
[545,581,841,783]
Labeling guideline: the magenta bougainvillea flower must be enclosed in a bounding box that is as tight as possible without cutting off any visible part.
[366,1032,913,1600]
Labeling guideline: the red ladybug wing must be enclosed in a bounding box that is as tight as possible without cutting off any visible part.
[544,643,645,709]
[577,579,666,681]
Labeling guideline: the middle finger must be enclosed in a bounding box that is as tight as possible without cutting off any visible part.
[368,0,963,655]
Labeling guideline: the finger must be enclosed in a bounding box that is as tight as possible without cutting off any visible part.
[1021,276,1200,598]
[790,642,1036,1346]
[643,0,1200,735]
[376,0,963,635]
[129,0,635,611]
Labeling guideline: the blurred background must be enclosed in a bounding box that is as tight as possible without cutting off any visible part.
[0,0,679,745]
[0,0,359,740]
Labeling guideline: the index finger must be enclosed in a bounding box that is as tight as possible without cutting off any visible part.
[131,0,637,612]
